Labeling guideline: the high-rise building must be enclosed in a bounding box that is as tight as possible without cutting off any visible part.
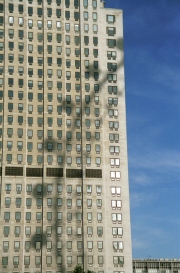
[0,0,132,272]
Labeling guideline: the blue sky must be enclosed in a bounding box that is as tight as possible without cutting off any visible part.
[105,0,180,259]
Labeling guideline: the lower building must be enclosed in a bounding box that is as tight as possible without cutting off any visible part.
[133,259,180,273]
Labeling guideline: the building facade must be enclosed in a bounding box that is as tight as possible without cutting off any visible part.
[133,259,180,273]
[0,0,132,272]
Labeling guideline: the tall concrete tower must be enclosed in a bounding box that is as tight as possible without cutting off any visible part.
[0,0,132,272]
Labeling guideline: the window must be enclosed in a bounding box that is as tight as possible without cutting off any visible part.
[112,227,123,236]
[57,46,62,55]
[113,256,124,265]
[26,184,32,194]
[4,212,10,221]
[84,11,88,20]
[74,24,79,32]
[3,241,9,251]
[77,227,82,235]
[36,212,42,221]
[107,39,116,48]
[67,241,72,250]
[110,158,120,167]
[84,48,89,57]
[9,3,14,12]
[87,185,92,194]
[93,49,98,57]
[77,199,82,207]
[107,74,117,82]
[107,27,116,36]
[8,42,13,50]
[57,9,61,18]
[57,198,63,207]
[28,32,33,41]
[36,227,42,236]
[87,199,92,207]
[109,121,119,130]
[24,256,30,266]
[47,212,52,221]
[86,144,91,153]
[47,20,52,29]
[98,256,103,265]
[67,227,72,235]
[93,12,97,20]
[16,184,22,193]
[95,132,100,140]
[85,72,90,80]
[107,51,117,59]
[57,21,61,30]
[26,198,32,207]
[17,154,23,163]
[5,197,11,206]
[65,10,70,20]
[87,241,93,250]
[93,37,98,45]
[97,242,103,251]
[9,17,14,25]
[92,0,97,8]
[107,15,115,23]
[107,63,117,71]
[46,198,52,207]
[97,227,103,236]
[28,7,33,16]
[87,212,92,221]
[110,171,121,180]
[8,78,14,86]
[113,241,123,251]
[57,33,62,43]
[112,213,122,222]
[96,185,102,194]
[96,199,102,208]
[111,187,121,196]
[111,200,122,209]
[2,257,8,266]
[47,184,53,194]
[4,226,10,236]
[46,226,52,236]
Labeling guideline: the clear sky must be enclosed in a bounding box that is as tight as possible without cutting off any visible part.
[105,0,180,259]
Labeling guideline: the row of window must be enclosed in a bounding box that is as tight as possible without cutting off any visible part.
[2,254,123,267]
[5,14,98,30]
[5,62,110,75]
[5,142,100,152]
[2,76,117,86]
[5,155,103,165]
[4,208,104,222]
[3,225,105,236]
[0,141,120,154]
[5,78,105,89]
[5,142,119,152]
[4,207,121,222]
[5,103,117,113]
[3,225,121,237]
[5,129,102,139]
[5,184,120,196]
[4,208,110,222]
[5,116,103,127]
[3,255,121,267]
[0,0,99,10]
[3,240,118,251]
[5,199,121,211]
[0,50,116,66]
